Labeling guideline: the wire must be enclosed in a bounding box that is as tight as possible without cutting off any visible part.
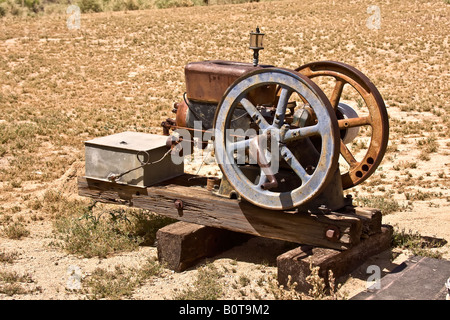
[107,149,172,182]
[183,92,207,130]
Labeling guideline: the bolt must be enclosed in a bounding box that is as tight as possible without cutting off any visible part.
[318,204,331,214]
[345,194,354,206]
[174,199,184,210]
[325,226,340,242]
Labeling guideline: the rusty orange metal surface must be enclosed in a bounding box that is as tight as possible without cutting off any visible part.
[185,60,277,105]
[296,61,389,189]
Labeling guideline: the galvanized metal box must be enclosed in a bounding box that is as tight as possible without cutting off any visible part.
[85,131,183,187]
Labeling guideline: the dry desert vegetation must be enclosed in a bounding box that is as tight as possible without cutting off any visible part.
[0,0,449,300]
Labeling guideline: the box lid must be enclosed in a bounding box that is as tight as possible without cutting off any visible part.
[84,131,168,152]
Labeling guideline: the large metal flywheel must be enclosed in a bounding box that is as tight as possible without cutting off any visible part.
[213,68,340,210]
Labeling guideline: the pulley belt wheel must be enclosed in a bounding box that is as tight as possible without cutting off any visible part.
[296,61,389,189]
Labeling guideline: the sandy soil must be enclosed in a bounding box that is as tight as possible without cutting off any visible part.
[0,0,449,300]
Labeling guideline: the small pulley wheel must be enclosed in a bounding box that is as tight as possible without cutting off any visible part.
[296,61,389,189]
[213,68,340,210]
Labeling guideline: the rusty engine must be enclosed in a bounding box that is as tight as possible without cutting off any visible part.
[161,29,389,212]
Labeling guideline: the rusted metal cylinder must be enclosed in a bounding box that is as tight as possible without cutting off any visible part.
[206,177,220,191]
[174,199,184,210]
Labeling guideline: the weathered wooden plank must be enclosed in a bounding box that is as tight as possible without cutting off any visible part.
[156,221,251,272]
[334,206,382,238]
[277,225,393,293]
[354,207,382,236]
[77,176,362,250]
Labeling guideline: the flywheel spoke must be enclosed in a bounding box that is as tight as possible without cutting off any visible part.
[240,98,269,130]
[280,145,311,184]
[282,125,321,143]
[227,137,252,165]
[273,88,292,128]
[340,140,358,167]
[337,116,371,129]
[228,138,251,152]
[329,79,345,109]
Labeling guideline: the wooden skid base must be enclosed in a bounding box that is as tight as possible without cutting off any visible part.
[78,175,382,251]
[155,221,393,296]
[277,225,393,293]
[156,221,251,272]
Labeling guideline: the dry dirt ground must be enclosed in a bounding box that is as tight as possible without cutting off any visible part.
[0,0,449,300]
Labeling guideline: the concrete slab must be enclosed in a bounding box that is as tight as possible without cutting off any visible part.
[351,256,450,300]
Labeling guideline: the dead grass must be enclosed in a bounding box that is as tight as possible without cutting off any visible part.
[51,201,175,258]
[82,257,165,299]
[0,270,41,296]
[0,0,448,299]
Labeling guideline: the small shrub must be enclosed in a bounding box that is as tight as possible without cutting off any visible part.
[0,3,6,17]
[53,213,139,258]
[125,0,139,10]
[2,222,30,240]
[138,257,164,280]
[83,266,137,300]
[0,250,18,264]
[154,0,194,9]
[78,0,103,13]
[83,259,165,299]
[267,274,303,300]
[356,195,401,215]
[173,263,223,300]
[24,0,42,13]
[306,264,326,299]
[125,209,175,246]
[52,202,174,258]
[238,274,250,287]
[0,270,38,296]
[392,228,444,259]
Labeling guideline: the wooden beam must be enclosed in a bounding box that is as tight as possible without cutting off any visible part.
[156,221,251,272]
[277,225,393,293]
[77,175,362,250]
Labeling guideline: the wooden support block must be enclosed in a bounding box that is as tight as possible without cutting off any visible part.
[77,176,363,250]
[354,207,382,236]
[156,221,251,272]
[277,225,393,293]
